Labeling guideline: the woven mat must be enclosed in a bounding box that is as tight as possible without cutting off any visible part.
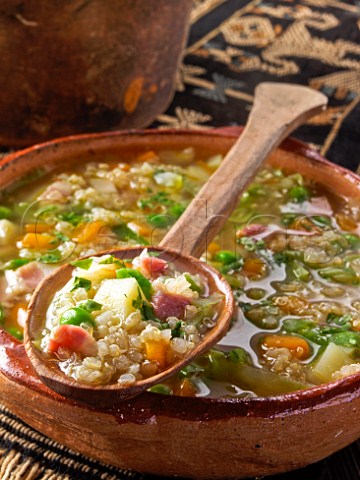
[1,0,360,478]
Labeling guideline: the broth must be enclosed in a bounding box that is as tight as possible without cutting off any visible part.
[1,147,360,398]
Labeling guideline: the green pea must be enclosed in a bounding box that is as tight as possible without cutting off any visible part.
[0,206,12,219]
[60,307,95,327]
[214,250,237,264]
[289,186,310,203]
[246,288,266,300]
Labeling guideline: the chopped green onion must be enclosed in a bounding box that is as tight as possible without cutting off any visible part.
[116,268,152,300]
[71,258,93,270]
[344,233,360,249]
[184,273,202,293]
[0,206,12,219]
[39,250,62,264]
[78,299,102,312]
[112,222,148,245]
[147,214,173,229]
[319,266,359,285]
[291,260,310,281]
[71,277,92,291]
[1,258,31,271]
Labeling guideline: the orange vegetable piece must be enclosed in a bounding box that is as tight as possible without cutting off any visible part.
[208,242,221,254]
[123,76,144,114]
[242,258,266,277]
[335,213,358,232]
[22,232,56,249]
[25,223,52,234]
[72,221,106,244]
[136,150,158,163]
[173,378,197,397]
[144,339,169,369]
[263,334,311,360]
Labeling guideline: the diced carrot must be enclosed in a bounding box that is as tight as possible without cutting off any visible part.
[242,258,266,277]
[118,163,130,172]
[144,339,169,369]
[25,223,52,234]
[273,295,308,315]
[263,334,311,360]
[208,242,221,254]
[173,378,197,397]
[22,232,56,249]
[335,214,358,232]
[136,150,159,163]
[72,221,106,244]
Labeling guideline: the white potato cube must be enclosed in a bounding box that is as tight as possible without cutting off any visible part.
[94,278,142,320]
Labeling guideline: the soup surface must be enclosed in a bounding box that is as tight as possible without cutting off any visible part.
[1,147,360,398]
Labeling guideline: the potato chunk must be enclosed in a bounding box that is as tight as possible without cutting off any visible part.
[94,278,141,320]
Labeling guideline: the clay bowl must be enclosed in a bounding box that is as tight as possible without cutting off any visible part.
[0,0,191,147]
[0,129,360,479]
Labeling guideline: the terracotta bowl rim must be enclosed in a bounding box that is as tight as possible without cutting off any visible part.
[1,127,360,416]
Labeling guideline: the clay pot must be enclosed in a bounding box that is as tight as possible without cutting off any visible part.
[0,129,360,479]
[0,1,191,147]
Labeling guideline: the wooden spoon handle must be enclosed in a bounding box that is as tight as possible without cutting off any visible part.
[160,82,328,258]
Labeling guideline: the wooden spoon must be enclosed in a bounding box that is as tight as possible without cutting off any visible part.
[24,83,327,406]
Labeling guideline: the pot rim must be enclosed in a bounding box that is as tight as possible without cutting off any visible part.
[1,127,360,419]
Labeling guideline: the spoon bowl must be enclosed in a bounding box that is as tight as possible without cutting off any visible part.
[24,82,328,405]
[25,246,234,406]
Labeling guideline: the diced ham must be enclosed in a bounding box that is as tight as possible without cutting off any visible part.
[48,324,97,357]
[17,261,45,290]
[152,292,190,321]
[237,224,267,238]
[39,181,72,202]
[141,256,168,278]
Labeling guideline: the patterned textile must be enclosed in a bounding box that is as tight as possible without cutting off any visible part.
[1,1,360,479]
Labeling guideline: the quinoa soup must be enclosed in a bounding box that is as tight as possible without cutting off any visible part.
[1,145,360,398]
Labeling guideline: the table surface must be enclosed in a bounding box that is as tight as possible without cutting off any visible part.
[1,1,360,479]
